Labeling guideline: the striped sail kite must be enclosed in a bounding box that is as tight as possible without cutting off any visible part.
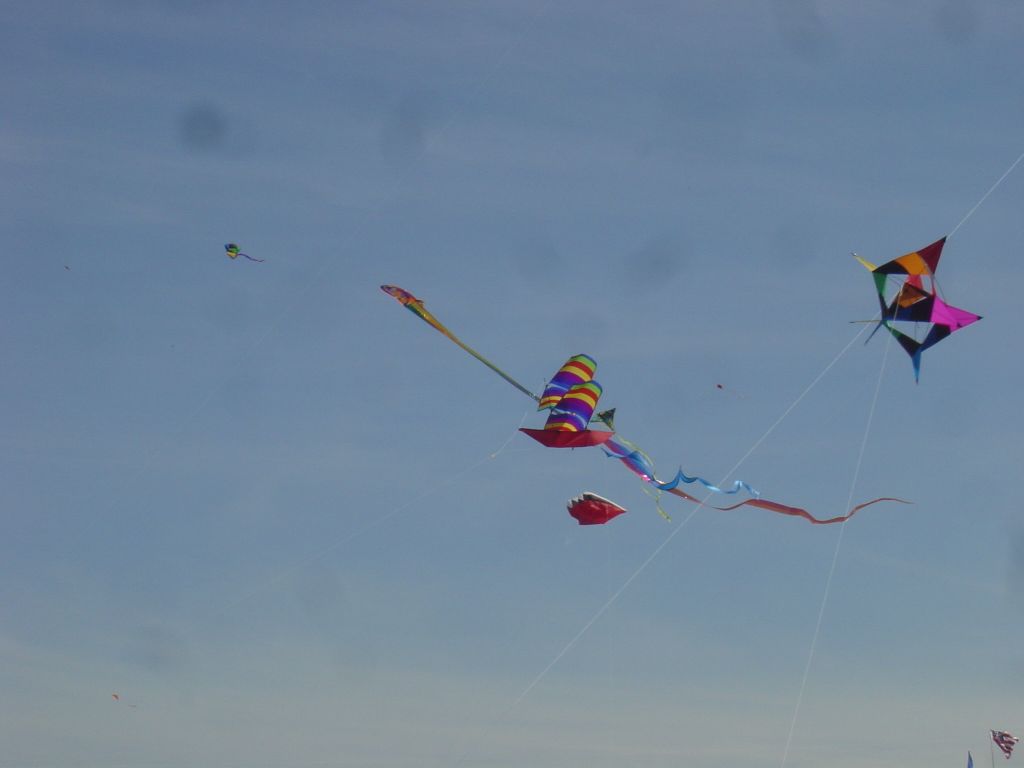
[992,730,1019,760]
[520,355,614,448]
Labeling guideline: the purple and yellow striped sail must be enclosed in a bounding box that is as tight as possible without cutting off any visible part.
[545,381,603,432]
[538,354,597,410]
[522,357,613,447]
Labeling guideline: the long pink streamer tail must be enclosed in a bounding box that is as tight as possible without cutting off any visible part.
[665,488,912,524]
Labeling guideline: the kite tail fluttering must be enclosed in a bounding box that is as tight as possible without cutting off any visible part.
[603,435,908,524]
[381,284,908,524]
[225,243,265,262]
[707,495,911,525]
[604,436,760,496]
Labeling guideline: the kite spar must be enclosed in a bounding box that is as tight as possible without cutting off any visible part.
[381,285,539,402]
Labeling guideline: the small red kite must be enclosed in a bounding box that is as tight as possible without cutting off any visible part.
[567,492,627,525]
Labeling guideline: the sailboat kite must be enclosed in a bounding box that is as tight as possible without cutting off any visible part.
[520,355,614,448]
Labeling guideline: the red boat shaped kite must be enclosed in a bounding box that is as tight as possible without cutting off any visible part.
[567,492,628,525]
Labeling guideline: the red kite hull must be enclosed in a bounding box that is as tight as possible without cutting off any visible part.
[567,493,627,525]
[519,428,615,448]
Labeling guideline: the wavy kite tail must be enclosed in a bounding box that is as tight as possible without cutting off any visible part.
[658,468,760,497]
[708,496,912,524]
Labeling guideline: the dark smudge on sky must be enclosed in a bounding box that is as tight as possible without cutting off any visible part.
[180,102,228,153]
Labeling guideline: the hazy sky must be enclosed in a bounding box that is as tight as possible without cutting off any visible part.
[3,2,1023,766]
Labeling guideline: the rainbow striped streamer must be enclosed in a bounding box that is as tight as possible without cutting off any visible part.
[538,355,597,410]
[545,381,603,432]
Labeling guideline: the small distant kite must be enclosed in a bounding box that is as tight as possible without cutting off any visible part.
[567,492,627,525]
[856,237,980,381]
[992,730,1019,760]
[224,243,264,262]
[111,693,137,708]
[714,382,746,399]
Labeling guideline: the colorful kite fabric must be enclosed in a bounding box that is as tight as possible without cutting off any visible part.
[603,436,760,497]
[856,237,980,381]
[992,731,1019,759]
[567,492,627,525]
[967,751,973,768]
[539,355,597,409]
[545,380,603,432]
[381,284,907,523]
[708,495,910,524]
[520,427,615,448]
[380,285,539,401]
[224,243,265,262]
[519,355,613,447]
[602,433,908,523]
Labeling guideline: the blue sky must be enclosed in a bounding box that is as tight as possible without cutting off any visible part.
[3,2,1023,766]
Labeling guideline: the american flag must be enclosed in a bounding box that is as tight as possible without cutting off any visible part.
[992,730,1020,759]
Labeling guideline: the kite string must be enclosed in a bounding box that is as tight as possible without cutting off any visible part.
[723,321,870,473]
[778,322,892,768]
[84,0,557,573]
[204,408,532,619]
[24,250,354,648]
[514,323,872,706]
[508,499,705,712]
[516,321,868,708]
[949,147,1024,238]
[448,497,710,766]
[451,323,874,768]
[49,251,343,587]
